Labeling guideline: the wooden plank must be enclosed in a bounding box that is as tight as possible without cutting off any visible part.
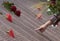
[0,0,60,41]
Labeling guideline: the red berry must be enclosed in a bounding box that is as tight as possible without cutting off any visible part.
[15,10,21,17]
[10,5,16,12]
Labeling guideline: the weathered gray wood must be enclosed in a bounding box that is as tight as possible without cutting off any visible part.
[0,0,60,41]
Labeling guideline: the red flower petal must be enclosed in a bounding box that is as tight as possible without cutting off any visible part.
[10,5,16,12]
[15,10,21,17]
[6,13,12,22]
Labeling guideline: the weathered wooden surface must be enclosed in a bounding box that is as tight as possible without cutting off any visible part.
[0,0,60,41]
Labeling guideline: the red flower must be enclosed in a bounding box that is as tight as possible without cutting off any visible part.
[15,10,21,17]
[51,0,56,1]
[10,5,16,12]
[51,1,56,4]
[7,29,15,38]
[6,13,12,22]
[50,0,56,5]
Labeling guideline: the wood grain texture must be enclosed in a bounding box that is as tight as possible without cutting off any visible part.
[0,0,60,41]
